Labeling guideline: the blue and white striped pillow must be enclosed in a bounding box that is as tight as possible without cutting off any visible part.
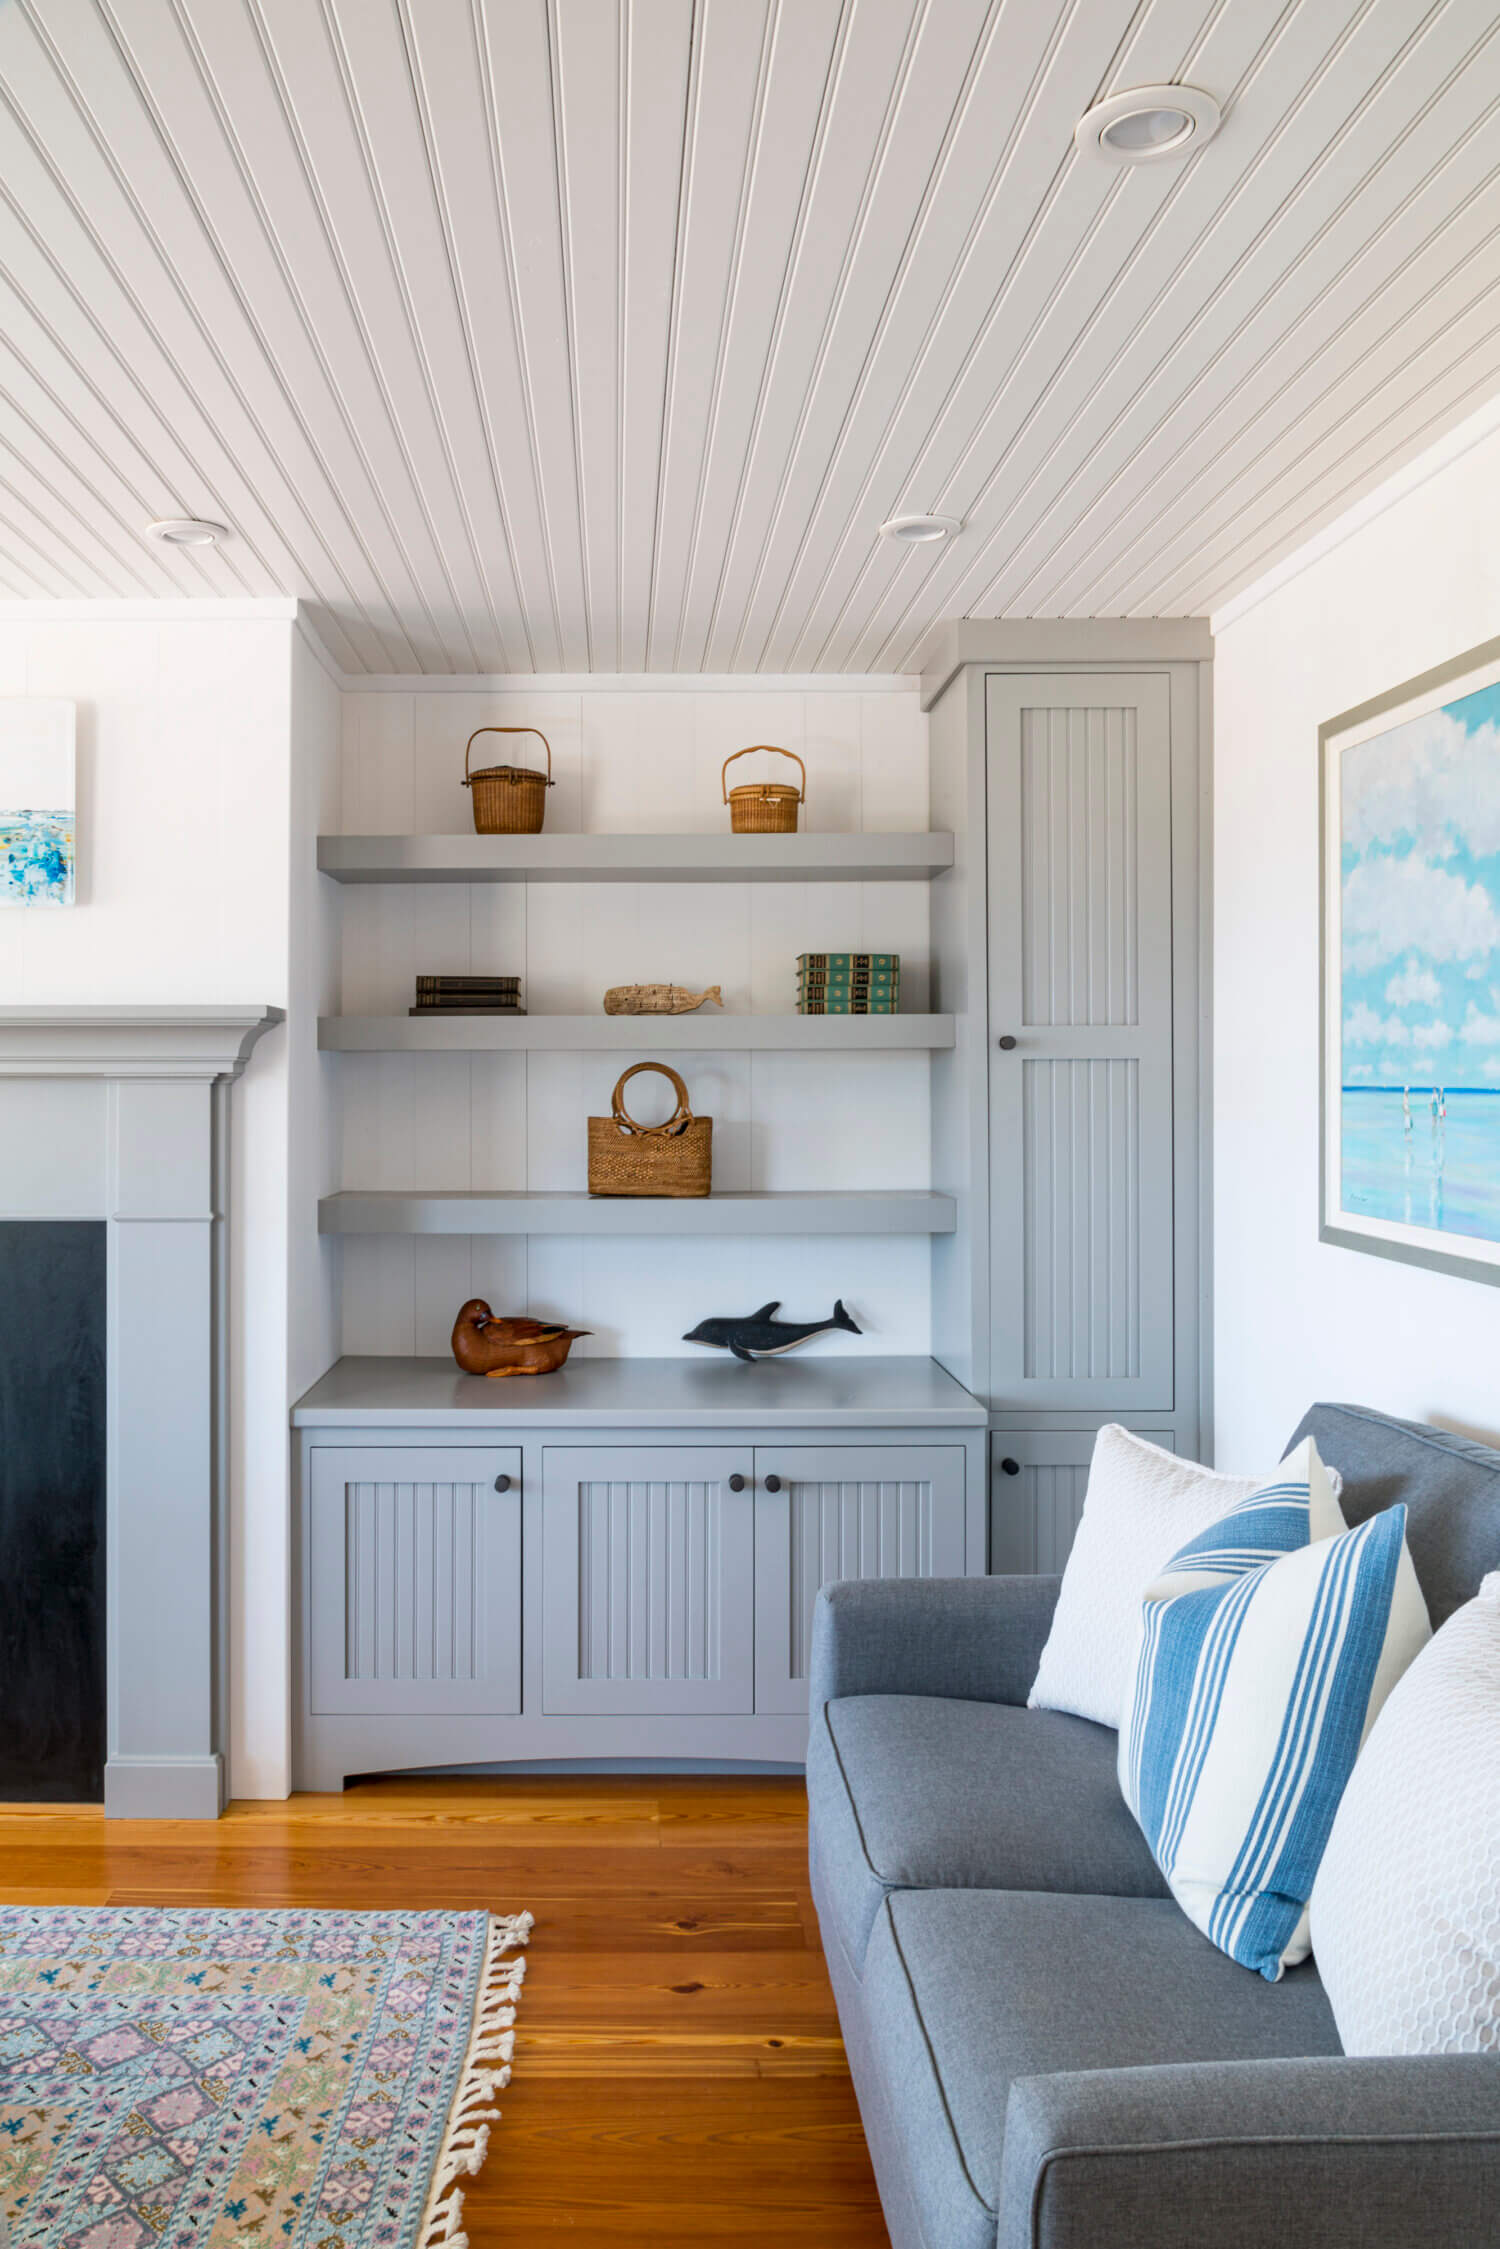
[1119,1438,1431,1980]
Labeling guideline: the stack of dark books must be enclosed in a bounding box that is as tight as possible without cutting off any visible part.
[410,975,525,1017]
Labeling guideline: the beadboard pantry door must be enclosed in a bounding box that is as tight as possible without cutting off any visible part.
[542,1447,755,1716]
[753,1446,965,1714]
[307,1447,521,1716]
[986,675,1176,1412]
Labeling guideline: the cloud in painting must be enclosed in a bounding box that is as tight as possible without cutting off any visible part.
[1342,702,1500,858]
[1385,956,1442,1008]
[1344,1001,1408,1047]
[1342,850,1500,973]
[1459,1003,1500,1047]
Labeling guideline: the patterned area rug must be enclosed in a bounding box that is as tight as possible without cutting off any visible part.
[0,1905,531,2249]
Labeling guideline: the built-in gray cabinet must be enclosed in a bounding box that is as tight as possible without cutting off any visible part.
[754,1446,965,1713]
[988,1429,1177,1576]
[985,673,1177,1414]
[542,1441,965,1719]
[308,1444,522,1717]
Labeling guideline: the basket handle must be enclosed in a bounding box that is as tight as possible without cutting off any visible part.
[464,727,554,786]
[721,744,806,803]
[610,1061,695,1137]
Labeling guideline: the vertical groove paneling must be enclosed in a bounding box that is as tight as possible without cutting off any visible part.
[1020,705,1138,1026]
[577,1476,723,1682]
[1022,1059,1140,1382]
[786,1475,933,1680]
[989,1462,1091,1576]
[340,1477,490,1682]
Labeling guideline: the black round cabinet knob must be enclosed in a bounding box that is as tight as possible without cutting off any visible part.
[997,1035,1018,1050]
[493,1473,512,1493]
[763,1474,783,1493]
[1000,1457,1020,1477]
[728,1473,747,1493]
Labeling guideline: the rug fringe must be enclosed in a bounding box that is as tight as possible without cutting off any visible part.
[416,1910,533,2249]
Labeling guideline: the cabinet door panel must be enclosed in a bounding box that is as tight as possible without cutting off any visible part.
[989,1429,1176,1575]
[754,1446,965,1715]
[542,1447,754,1715]
[987,674,1176,1409]
[309,1446,520,1716]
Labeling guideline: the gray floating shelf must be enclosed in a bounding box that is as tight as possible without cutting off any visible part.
[319,1012,953,1053]
[319,1190,957,1237]
[317,832,953,884]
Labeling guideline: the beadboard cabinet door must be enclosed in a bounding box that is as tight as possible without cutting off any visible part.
[753,1446,966,1714]
[986,674,1177,1412]
[542,1447,755,1716]
[988,1429,1177,1576]
[307,1446,521,1717]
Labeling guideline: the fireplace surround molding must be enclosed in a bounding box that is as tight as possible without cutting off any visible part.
[0,1005,281,1818]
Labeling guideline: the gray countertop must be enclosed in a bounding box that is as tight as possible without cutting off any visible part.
[291,1353,987,1429]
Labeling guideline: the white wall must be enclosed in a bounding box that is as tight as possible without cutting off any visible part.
[0,609,300,1796]
[1213,397,1500,1467]
[335,684,933,1357]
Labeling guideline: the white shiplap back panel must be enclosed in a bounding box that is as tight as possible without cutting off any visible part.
[334,683,931,1355]
[3,2,1498,663]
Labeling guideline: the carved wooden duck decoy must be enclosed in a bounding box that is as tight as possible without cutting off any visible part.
[450,1299,592,1378]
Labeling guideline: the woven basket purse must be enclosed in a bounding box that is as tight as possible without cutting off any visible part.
[722,745,806,833]
[588,1063,712,1197]
[463,726,554,834]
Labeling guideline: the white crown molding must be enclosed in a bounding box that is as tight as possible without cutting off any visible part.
[333,669,922,694]
[1211,389,1500,635]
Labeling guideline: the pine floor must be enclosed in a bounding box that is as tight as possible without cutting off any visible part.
[0,1776,889,2245]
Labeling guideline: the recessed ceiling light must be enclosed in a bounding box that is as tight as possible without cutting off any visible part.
[1074,84,1221,165]
[879,512,963,545]
[144,515,229,547]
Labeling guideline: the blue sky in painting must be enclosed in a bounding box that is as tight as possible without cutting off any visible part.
[1342,678,1500,1089]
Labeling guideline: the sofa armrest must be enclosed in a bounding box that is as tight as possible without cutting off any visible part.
[999,2055,1500,2249]
[807,1574,1060,1711]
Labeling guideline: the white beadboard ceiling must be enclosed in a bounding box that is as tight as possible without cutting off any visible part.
[0,1,1498,675]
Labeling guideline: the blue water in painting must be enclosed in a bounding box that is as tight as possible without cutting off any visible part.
[0,809,73,905]
[1342,1088,1500,1245]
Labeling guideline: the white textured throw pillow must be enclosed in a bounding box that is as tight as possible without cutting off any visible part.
[1028,1427,1265,1727]
[1311,1571,1500,2054]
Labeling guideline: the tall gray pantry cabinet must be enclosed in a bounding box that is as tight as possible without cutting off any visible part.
[923,621,1211,1578]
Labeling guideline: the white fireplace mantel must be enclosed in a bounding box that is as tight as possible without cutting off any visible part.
[0,1004,281,1817]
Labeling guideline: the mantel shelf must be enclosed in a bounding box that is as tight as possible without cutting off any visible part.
[319,1190,956,1237]
[317,832,953,884]
[319,1012,952,1053]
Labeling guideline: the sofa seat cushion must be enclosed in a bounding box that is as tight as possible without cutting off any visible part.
[807,1693,1169,1972]
[866,1889,1343,2249]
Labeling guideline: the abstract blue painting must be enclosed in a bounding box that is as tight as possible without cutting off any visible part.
[0,700,75,908]
[1324,649,1500,1280]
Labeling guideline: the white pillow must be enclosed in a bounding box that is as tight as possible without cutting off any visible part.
[1028,1426,1266,1727]
[1311,1571,1500,2053]
[1118,1445,1430,1980]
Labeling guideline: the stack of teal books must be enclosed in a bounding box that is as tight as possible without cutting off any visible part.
[796,953,900,1014]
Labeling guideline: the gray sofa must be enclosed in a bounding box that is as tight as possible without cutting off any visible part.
[808,1403,1500,2249]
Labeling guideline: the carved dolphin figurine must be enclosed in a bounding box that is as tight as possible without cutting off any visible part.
[682,1299,861,1362]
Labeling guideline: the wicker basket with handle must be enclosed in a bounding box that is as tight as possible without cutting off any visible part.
[588,1062,712,1197]
[464,727,554,834]
[722,745,805,834]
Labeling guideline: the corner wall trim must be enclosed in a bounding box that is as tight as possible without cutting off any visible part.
[104,1753,225,1820]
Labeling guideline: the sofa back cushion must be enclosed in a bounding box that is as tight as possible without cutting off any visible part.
[1287,1404,1500,1627]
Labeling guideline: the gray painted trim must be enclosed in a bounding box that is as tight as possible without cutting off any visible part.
[918,618,1214,709]
[292,1353,988,1428]
[1318,631,1500,1290]
[105,1754,225,1820]
[317,833,952,884]
[318,1189,957,1236]
[0,1006,281,1077]
[320,1012,954,1053]
[1197,654,1216,1461]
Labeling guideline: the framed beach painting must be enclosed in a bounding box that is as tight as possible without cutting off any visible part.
[0,699,75,907]
[1322,633,1500,1284]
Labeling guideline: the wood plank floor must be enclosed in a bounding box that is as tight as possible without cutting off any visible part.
[0,1777,889,2246]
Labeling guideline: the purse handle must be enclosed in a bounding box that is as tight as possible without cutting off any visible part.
[464,727,554,785]
[721,744,806,802]
[610,1061,695,1137]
